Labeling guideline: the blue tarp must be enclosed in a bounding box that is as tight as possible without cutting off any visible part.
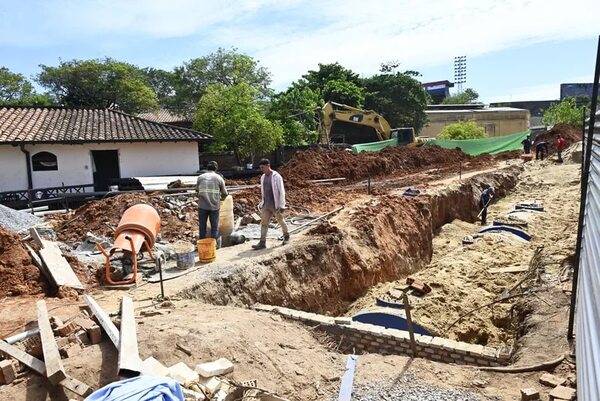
[85,376,184,401]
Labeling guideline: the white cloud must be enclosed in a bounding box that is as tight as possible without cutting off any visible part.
[1,0,599,90]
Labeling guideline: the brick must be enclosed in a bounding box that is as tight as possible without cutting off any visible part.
[375,338,385,344]
[424,347,436,354]
[182,388,206,400]
[141,357,169,377]
[443,356,455,363]
[430,353,442,361]
[450,353,461,359]
[417,351,427,358]
[74,329,90,346]
[482,347,498,358]
[0,360,17,385]
[549,385,575,400]
[60,343,82,358]
[57,321,78,337]
[416,336,433,346]
[87,325,102,344]
[334,317,352,325]
[464,356,476,363]
[195,358,233,378]
[476,359,491,366]
[197,376,221,396]
[520,388,539,401]
[56,337,69,350]
[540,373,567,388]
[168,362,199,387]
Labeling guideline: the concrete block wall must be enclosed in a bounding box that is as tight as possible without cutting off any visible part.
[254,304,510,367]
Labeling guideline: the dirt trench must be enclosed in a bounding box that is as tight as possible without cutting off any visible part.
[181,166,522,315]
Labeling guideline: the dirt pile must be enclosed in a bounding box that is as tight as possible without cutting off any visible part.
[280,146,477,182]
[52,193,198,243]
[0,227,48,297]
[535,123,582,154]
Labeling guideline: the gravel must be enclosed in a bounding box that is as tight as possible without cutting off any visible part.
[0,204,43,233]
[342,373,499,401]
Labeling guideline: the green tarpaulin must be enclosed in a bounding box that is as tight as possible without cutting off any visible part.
[352,137,398,154]
[427,130,530,156]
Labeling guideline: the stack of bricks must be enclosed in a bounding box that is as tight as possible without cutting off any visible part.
[254,304,509,367]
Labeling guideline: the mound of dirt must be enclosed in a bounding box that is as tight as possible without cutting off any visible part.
[535,123,582,155]
[0,227,49,297]
[52,193,199,243]
[280,145,474,182]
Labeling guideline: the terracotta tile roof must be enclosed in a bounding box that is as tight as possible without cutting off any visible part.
[0,106,210,144]
[136,109,190,124]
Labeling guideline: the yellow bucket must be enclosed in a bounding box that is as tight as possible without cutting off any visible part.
[197,238,217,263]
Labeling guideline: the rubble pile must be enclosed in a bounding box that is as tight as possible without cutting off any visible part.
[0,204,42,233]
[0,227,48,297]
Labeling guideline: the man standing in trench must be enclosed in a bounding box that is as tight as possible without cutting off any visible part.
[196,161,228,240]
[252,159,290,250]
[479,186,495,226]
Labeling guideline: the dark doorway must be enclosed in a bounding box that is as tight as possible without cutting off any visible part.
[91,150,120,191]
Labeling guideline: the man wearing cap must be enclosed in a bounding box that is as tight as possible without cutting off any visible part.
[479,186,495,225]
[252,158,289,250]
[196,161,228,239]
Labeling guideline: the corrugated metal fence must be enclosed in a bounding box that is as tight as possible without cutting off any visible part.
[576,120,600,400]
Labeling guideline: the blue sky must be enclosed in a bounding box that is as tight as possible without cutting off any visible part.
[1,0,598,103]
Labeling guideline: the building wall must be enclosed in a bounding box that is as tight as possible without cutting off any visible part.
[0,146,29,192]
[2,141,199,190]
[421,109,530,138]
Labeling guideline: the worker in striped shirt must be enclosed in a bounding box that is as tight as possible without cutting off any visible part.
[196,161,228,239]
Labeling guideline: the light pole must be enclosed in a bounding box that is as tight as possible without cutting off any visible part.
[454,56,467,94]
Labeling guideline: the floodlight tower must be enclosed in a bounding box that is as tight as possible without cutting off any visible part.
[454,56,467,94]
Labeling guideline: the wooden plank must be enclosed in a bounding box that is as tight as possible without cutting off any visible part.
[83,295,119,347]
[489,266,529,274]
[0,341,93,397]
[59,375,93,397]
[402,292,418,357]
[29,227,44,247]
[37,300,66,384]
[337,355,358,401]
[0,340,46,375]
[118,296,141,377]
[38,240,84,290]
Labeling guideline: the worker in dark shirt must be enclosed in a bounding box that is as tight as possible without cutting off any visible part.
[521,137,532,154]
[479,186,495,226]
[535,141,549,160]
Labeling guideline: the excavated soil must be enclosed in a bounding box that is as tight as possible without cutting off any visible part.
[280,145,489,182]
[0,227,49,297]
[535,123,582,155]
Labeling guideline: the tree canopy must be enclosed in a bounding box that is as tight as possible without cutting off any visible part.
[267,83,321,145]
[542,97,585,127]
[442,88,480,104]
[362,72,429,133]
[194,82,283,163]
[37,58,158,113]
[172,48,271,118]
[438,120,486,140]
[0,67,52,106]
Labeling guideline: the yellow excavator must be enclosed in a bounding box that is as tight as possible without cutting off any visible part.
[317,101,418,147]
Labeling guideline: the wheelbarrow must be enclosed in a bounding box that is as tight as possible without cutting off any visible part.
[96,204,161,286]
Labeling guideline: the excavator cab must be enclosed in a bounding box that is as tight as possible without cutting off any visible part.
[391,128,416,147]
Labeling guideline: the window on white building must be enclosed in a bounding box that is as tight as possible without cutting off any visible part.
[32,151,58,171]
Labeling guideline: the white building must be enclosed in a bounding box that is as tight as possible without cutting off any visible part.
[0,106,210,206]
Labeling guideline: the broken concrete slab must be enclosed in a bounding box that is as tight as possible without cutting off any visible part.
[520,388,540,401]
[0,360,17,385]
[540,373,567,388]
[141,357,169,377]
[168,362,199,387]
[549,385,576,400]
[195,358,234,378]
[197,376,221,396]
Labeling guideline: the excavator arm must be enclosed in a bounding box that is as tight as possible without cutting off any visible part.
[318,101,392,145]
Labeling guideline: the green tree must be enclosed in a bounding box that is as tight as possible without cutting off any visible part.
[542,97,586,127]
[194,82,283,164]
[173,48,271,118]
[321,79,365,107]
[140,67,176,109]
[36,58,158,113]
[362,72,429,132]
[0,67,52,106]
[438,120,486,140]
[302,62,361,92]
[267,83,321,145]
[442,88,480,104]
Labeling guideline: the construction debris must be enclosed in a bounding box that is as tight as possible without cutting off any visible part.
[0,204,42,233]
[195,358,234,378]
